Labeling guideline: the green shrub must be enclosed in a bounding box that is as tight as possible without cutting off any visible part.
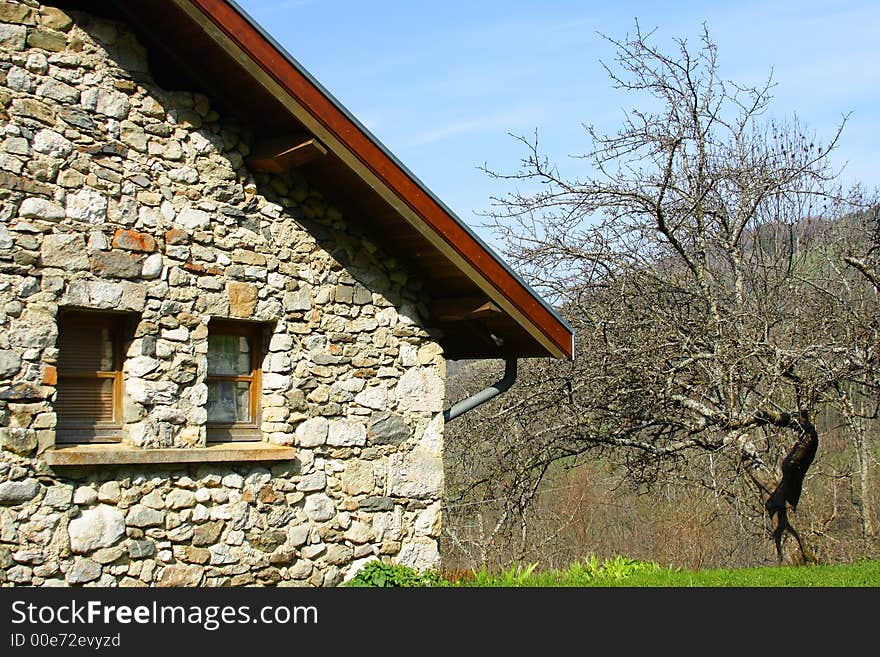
[346,560,445,587]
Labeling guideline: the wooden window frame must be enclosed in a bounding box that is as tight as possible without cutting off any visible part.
[206,319,263,443]
[55,312,126,444]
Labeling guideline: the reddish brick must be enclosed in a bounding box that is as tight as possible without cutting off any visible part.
[42,365,57,386]
[112,228,156,252]
[183,261,223,276]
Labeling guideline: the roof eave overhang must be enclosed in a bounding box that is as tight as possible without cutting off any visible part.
[174,0,575,360]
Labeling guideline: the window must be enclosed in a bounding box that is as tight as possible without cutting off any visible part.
[206,320,262,442]
[55,311,125,444]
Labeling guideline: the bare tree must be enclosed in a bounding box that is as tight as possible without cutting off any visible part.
[469,22,874,564]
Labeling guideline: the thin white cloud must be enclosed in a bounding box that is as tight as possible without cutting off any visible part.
[403,106,549,147]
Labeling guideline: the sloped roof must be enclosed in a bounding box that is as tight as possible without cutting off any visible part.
[57,0,575,360]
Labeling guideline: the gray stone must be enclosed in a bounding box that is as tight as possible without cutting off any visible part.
[192,521,223,547]
[342,461,375,495]
[128,539,156,559]
[389,450,443,499]
[268,334,293,352]
[0,508,16,542]
[294,417,327,447]
[368,412,409,445]
[177,207,210,230]
[127,356,159,378]
[327,419,366,447]
[358,496,395,512]
[288,560,313,580]
[395,368,444,412]
[0,427,37,456]
[92,545,126,565]
[7,564,33,583]
[65,557,102,584]
[41,233,89,270]
[42,485,73,508]
[0,24,27,51]
[68,505,126,553]
[19,197,65,221]
[284,288,311,311]
[90,251,143,278]
[157,563,204,587]
[126,379,178,405]
[0,478,40,505]
[354,385,387,410]
[303,494,335,522]
[37,79,79,103]
[220,473,243,489]
[165,489,196,509]
[0,350,21,378]
[344,521,374,544]
[95,89,130,119]
[87,281,122,308]
[325,544,353,565]
[118,282,147,311]
[5,65,34,92]
[73,486,97,506]
[66,188,107,223]
[32,129,73,157]
[141,253,163,279]
[140,491,165,509]
[4,136,30,156]
[97,481,121,503]
[125,505,165,528]
[167,524,193,542]
[209,543,237,565]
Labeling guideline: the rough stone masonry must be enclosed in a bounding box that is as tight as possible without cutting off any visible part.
[0,0,446,586]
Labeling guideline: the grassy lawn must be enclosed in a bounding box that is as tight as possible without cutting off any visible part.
[347,556,880,587]
[454,556,880,587]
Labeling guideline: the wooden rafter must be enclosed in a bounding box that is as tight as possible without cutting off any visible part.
[246,135,327,173]
[431,297,503,322]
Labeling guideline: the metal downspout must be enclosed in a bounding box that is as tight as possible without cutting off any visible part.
[443,358,518,422]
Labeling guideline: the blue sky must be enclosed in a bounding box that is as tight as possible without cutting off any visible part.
[235,0,880,247]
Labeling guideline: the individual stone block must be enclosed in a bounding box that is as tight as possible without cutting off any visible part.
[40,233,89,270]
[66,557,101,584]
[112,228,156,252]
[68,505,126,553]
[19,197,64,221]
[0,478,40,505]
[294,417,327,447]
[327,419,366,447]
[227,281,257,317]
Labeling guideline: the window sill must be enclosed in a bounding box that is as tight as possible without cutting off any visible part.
[43,442,296,466]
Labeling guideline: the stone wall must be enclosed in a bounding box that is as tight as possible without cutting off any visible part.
[0,0,446,586]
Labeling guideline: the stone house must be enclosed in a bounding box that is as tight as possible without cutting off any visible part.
[0,0,573,587]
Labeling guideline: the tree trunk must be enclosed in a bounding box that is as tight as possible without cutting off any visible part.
[759,411,819,563]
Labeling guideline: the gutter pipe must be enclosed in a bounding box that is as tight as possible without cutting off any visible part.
[443,358,518,423]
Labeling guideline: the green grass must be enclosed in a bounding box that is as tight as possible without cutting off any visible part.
[347,556,880,587]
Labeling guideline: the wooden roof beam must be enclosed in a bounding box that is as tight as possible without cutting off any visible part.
[431,297,502,322]
[246,135,327,173]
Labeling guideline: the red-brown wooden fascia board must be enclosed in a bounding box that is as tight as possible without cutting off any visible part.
[183,0,574,360]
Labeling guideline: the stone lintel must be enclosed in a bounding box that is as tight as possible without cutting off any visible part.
[43,442,296,466]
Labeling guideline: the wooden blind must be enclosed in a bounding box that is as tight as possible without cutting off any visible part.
[56,313,124,444]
